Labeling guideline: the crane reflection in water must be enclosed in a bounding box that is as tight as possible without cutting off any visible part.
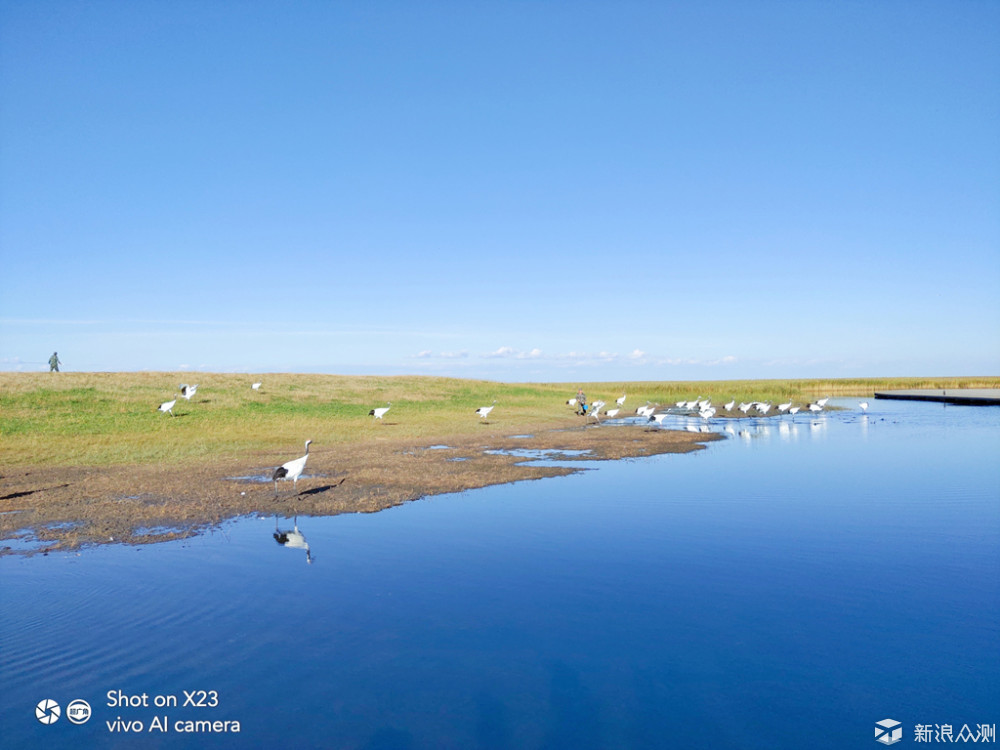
[274,516,313,564]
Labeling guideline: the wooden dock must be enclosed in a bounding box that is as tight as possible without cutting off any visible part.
[873,388,1000,406]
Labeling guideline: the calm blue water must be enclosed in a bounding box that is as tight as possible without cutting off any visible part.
[2,399,997,749]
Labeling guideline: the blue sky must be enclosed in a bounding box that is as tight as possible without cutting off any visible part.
[2,1,998,381]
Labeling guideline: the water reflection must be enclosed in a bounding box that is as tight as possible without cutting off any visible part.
[274,516,313,564]
[643,403,878,449]
[1,398,996,750]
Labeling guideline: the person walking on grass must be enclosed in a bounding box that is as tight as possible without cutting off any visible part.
[48,352,61,372]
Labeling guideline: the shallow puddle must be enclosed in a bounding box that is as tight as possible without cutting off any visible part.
[484,448,593,459]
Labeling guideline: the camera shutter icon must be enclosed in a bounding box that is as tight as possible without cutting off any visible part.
[876,719,903,745]
[35,699,60,725]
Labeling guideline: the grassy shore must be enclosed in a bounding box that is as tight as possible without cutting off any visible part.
[2,372,998,467]
[2,372,997,553]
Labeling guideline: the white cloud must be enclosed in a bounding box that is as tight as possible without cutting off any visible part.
[413,350,469,359]
[413,346,735,371]
[486,346,517,358]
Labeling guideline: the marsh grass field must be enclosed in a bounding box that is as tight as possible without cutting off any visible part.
[2,372,997,553]
[4,372,997,467]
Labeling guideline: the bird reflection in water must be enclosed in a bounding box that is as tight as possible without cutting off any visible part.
[274,516,313,564]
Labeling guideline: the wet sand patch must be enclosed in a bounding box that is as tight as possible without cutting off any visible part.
[0,422,719,554]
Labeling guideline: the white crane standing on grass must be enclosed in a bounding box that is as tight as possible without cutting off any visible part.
[476,400,497,420]
[157,398,177,417]
[369,402,391,420]
[273,440,312,497]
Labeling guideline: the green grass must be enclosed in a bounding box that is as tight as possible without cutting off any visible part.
[2,372,997,467]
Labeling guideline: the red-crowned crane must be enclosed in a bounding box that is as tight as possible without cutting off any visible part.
[369,402,391,420]
[273,440,312,496]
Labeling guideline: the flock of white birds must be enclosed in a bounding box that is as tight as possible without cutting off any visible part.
[571,393,871,423]
[155,382,509,498]
[565,392,839,422]
[635,395,872,423]
[156,382,870,498]
[156,383,200,417]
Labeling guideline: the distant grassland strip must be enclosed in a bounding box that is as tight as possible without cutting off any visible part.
[2,373,997,468]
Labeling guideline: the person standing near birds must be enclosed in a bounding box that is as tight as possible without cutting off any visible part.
[576,388,587,416]
[48,352,61,372]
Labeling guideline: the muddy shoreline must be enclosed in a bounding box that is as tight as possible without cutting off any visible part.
[1,422,721,554]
